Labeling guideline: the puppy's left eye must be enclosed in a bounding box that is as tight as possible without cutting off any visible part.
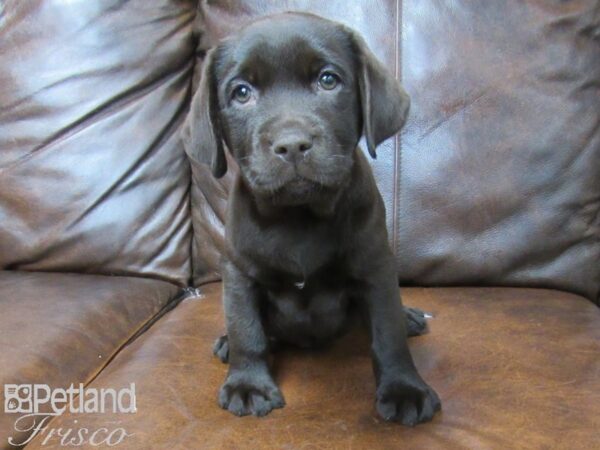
[318,72,340,90]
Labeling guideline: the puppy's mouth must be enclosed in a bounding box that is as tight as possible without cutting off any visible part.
[246,170,340,205]
[255,174,324,198]
[279,175,321,195]
[274,181,339,206]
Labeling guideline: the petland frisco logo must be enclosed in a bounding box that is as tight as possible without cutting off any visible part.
[4,383,136,447]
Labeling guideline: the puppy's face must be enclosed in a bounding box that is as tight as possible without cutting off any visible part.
[215,17,360,203]
[182,13,410,206]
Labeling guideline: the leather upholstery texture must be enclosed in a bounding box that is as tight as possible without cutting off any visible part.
[26,282,600,450]
[188,1,600,303]
[0,271,181,449]
[0,0,197,286]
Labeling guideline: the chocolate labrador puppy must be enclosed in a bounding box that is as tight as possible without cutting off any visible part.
[182,12,441,425]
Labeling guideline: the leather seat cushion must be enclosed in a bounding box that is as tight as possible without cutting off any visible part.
[0,271,181,448]
[26,283,600,449]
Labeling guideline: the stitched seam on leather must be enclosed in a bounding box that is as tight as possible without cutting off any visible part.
[392,0,400,256]
[398,0,404,259]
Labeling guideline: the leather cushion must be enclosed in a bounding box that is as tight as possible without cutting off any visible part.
[399,0,600,302]
[26,283,600,449]
[0,271,181,449]
[0,0,196,285]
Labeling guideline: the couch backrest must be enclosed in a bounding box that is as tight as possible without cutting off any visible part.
[0,0,196,286]
[189,0,600,303]
[1,1,598,302]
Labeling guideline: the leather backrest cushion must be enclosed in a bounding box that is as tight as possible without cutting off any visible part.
[189,1,600,303]
[400,1,599,303]
[0,0,197,285]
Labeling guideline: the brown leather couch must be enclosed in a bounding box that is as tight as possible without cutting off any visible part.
[1,1,598,449]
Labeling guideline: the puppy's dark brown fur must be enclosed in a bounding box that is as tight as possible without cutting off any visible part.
[182,12,441,425]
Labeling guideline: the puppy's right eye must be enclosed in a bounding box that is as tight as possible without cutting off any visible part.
[232,84,252,104]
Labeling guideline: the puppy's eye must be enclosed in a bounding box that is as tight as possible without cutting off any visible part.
[232,84,252,103]
[318,72,339,90]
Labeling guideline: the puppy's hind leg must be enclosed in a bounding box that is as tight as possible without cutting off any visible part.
[213,334,279,363]
[213,335,229,363]
[404,306,431,337]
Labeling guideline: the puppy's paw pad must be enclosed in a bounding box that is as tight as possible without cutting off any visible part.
[212,335,229,363]
[404,306,430,337]
[218,373,285,417]
[376,379,440,425]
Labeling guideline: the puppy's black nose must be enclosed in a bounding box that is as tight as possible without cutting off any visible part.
[272,131,313,162]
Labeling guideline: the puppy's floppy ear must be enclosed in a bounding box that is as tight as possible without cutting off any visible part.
[181,47,227,178]
[349,30,411,159]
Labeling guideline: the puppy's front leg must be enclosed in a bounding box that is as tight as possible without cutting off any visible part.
[218,260,285,417]
[365,264,441,425]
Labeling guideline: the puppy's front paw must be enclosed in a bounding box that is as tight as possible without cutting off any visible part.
[218,370,285,417]
[376,378,441,426]
[213,335,229,363]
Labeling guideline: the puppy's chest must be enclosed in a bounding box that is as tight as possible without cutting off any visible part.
[245,221,340,281]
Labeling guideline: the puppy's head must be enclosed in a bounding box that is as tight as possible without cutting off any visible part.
[182,13,409,205]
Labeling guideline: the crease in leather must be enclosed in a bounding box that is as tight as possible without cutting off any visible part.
[65,61,195,233]
[123,287,205,348]
[0,59,194,175]
[414,52,591,144]
[419,89,488,140]
[17,285,202,442]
